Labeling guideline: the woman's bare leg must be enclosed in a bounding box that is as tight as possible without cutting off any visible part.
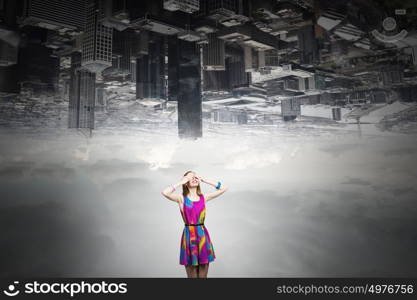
[198,263,209,278]
[185,265,198,278]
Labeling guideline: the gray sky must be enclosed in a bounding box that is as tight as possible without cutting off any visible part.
[1,124,416,277]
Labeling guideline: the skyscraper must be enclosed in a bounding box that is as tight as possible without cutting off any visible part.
[297,25,319,66]
[81,0,113,73]
[202,33,226,70]
[20,0,86,34]
[69,52,96,129]
[168,37,202,138]
[163,0,200,13]
[136,32,166,99]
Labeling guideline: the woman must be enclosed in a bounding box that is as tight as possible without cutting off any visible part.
[161,171,228,278]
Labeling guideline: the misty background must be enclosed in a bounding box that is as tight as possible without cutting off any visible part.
[1,123,417,277]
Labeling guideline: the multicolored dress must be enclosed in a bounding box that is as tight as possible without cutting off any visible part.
[179,194,216,266]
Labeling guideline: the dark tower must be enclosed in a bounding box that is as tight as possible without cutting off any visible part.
[68,52,96,129]
[168,38,202,139]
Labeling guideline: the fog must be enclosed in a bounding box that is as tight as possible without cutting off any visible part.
[1,122,416,277]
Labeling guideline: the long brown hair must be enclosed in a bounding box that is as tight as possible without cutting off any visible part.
[182,170,202,197]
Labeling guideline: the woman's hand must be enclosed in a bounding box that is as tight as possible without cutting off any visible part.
[196,175,205,183]
[180,173,193,185]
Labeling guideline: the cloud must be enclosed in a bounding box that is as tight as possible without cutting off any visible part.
[0,175,118,277]
[319,143,360,157]
[212,188,417,276]
[0,126,416,277]
[0,161,36,179]
[341,177,371,186]
[225,149,282,170]
[383,148,417,156]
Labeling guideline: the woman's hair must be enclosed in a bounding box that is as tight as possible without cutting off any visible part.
[182,170,202,197]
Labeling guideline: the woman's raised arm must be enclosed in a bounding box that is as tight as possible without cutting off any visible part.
[161,174,192,202]
[198,176,228,202]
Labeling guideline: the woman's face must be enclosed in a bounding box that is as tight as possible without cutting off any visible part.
[187,173,200,187]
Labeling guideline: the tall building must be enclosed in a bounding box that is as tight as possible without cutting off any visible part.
[167,36,178,101]
[69,52,96,129]
[136,32,166,99]
[95,82,107,112]
[216,24,278,51]
[136,54,150,99]
[129,29,147,83]
[202,44,250,92]
[100,0,130,31]
[103,29,136,78]
[0,38,18,66]
[226,55,247,89]
[206,0,238,12]
[281,97,301,121]
[149,34,166,99]
[225,45,250,89]
[201,0,251,26]
[0,64,19,93]
[81,0,113,73]
[202,33,226,70]
[243,45,253,71]
[18,42,60,94]
[1,0,19,27]
[203,69,230,91]
[178,40,202,138]
[264,49,279,67]
[163,0,200,13]
[129,56,137,82]
[131,30,149,58]
[19,0,86,34]
[380,65,404,86]
[297,25,319,65]
[168,37,202,138]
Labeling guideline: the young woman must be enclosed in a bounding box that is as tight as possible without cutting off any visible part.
[161,171,228,278]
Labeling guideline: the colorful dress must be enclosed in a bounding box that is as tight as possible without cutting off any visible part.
[179,194,216,266]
